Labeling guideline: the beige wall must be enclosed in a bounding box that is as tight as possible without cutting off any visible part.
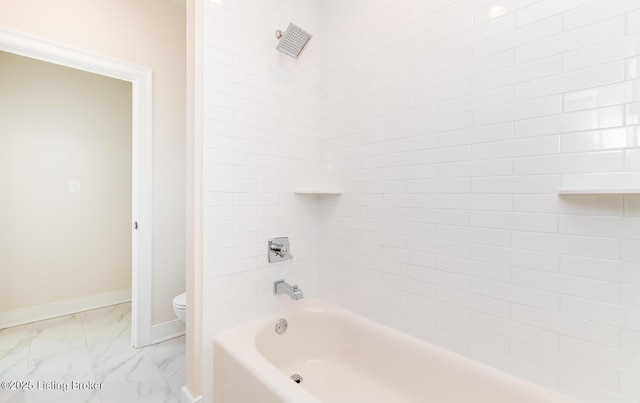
[0,0,186,324]
[0,51,132,311]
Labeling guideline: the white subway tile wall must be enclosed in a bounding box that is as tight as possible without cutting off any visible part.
[201,0,322,400]
[319,0,640,402]
[203,0,640,402]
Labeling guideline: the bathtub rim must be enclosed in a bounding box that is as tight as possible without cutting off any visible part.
[213,298,578,403]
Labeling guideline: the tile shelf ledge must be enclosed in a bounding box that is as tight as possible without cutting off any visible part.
[293,186,342,195]
[558,188,640,195]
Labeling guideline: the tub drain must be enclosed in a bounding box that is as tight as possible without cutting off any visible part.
[291,373,303,384]
[275,318,288,334]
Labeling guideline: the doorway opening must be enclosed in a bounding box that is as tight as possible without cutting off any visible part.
[0,28,153,347]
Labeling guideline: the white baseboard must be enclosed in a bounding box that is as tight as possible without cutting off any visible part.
[151,318,185,344]
[0,289,131,329]
[181,386,202,403]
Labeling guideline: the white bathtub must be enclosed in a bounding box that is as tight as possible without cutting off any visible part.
[213,300,577,403]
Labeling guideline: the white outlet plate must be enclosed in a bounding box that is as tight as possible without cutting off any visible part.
[69,180,81,193]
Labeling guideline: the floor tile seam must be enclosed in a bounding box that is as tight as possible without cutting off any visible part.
[79,311,100,384]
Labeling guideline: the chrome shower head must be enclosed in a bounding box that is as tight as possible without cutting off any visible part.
[275,23,312,59]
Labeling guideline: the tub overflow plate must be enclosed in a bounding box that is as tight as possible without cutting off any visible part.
[275,318,288,334]
[291,373,303,384]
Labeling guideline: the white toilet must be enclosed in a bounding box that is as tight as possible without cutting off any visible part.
[173,292,186,322]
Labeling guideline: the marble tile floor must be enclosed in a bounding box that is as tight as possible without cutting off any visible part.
[0,303,185,403]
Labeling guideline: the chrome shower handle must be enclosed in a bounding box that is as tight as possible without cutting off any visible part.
[270,242,293,259]
[268,237,294,263]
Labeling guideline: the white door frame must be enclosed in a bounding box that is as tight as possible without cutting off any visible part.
[0,27,153,348]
